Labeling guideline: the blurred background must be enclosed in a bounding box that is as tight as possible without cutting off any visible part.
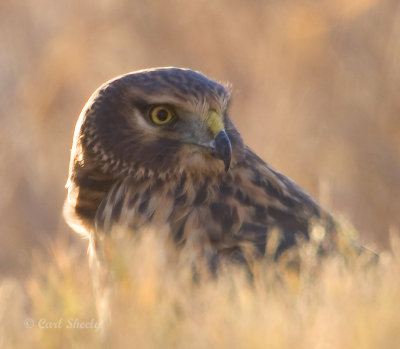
[1,0,399,277]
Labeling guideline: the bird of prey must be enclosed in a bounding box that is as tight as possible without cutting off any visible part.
[64,67,344,277]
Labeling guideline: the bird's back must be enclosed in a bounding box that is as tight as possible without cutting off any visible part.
[81,145,337,273]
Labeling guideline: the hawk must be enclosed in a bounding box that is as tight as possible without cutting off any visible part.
[64,67,347,277]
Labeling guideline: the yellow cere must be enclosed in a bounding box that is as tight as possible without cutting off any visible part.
[205,110,224,136]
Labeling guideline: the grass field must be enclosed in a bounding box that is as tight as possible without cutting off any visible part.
[1,229,399,349]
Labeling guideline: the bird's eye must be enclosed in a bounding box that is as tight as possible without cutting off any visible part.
[149,106,174,125]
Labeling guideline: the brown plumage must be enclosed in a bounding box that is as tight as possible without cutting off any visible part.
[65,67,342,277]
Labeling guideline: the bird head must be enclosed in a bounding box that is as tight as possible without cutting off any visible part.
[72,67,243,180]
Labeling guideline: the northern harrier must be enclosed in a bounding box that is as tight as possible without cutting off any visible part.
[64,67,355,278]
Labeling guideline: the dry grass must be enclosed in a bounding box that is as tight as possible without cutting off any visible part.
[1,230,400,349]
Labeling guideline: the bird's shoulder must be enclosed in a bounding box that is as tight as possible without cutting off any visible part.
[91,146,333,261]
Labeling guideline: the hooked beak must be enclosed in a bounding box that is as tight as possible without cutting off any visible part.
[203,110,232,172]
[209,130,232,172]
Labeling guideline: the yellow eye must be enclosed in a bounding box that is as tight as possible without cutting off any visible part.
[149,106,174,125]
